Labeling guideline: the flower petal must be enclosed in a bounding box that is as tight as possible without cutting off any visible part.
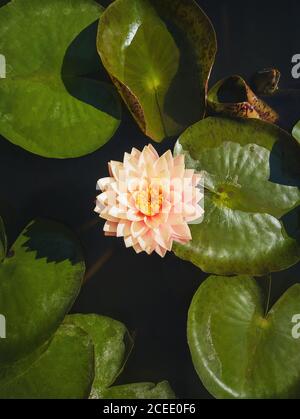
[100,207,119,222]
[133,243,143,254]
[124,235,138,248]
[96,144,202,256]
[104,221,118,235]
[171,223,192,241]
[97,177,114,192]
[155,245,167,258]
[138,231,155,254]
[117,220,131,237]
[154,225,172,251]
[109,161,124,181]
[131,221,148,238]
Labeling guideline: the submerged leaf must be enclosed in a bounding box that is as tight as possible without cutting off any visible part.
[97,0,217,141]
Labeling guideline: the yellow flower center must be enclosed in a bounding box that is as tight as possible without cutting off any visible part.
[135,186,163,217]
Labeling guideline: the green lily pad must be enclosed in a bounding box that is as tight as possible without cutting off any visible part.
[0,324,94,399]
[101,381,175,399]
[188,275,300,399]
[0,216,6,262]
[292,120,300,144]
[208,75,278,123]
[0,219,85,364]
[174,117,300,275]
[0,0,121,158]
[97,0,216,141]
[65,314,133,398]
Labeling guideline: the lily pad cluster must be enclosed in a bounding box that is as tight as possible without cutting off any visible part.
[168,17,300,403]
[0,217,174,399]
[0,0,218,155]
[0,0,300,400]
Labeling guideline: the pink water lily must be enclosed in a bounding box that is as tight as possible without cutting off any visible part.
[95,144,203,257]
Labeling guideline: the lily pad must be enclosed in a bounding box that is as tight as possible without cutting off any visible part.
[0,0,121,158]
[65,314,133,398]
[188,275,300,399]
[0,324,94,399]
[101,381,175,399]
[292,120,300,144]
[0,219,85,364]
[174,117,300,275]
[97,0,216,141]
[208,75,278,123]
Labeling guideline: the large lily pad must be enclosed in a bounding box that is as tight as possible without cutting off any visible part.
[0,0,121,158]
[188,275,300,399]
[101,381,175,399]
[65,314,133,398]
[97,0,216,141]
[0,324,94,399]
[0,219,85,364]
[174,117,300,275]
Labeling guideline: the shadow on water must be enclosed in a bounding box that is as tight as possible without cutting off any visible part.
[281,207,300,244]
[61,20,120,119]
[263,89,300,133]
[268,126,300,248]
[21,219,82,266]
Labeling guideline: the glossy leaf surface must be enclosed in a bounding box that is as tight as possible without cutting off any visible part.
[65,314,133,398]
[0,325,94,399]
[0,219,85,364]
[98,0,216,141]
[0,0,121,158]
[174,117,300,275]
[188,275,300,399]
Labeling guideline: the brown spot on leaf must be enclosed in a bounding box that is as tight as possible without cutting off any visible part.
[111,76,146,134]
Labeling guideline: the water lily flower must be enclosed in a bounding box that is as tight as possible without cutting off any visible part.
[95,145,203,257]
